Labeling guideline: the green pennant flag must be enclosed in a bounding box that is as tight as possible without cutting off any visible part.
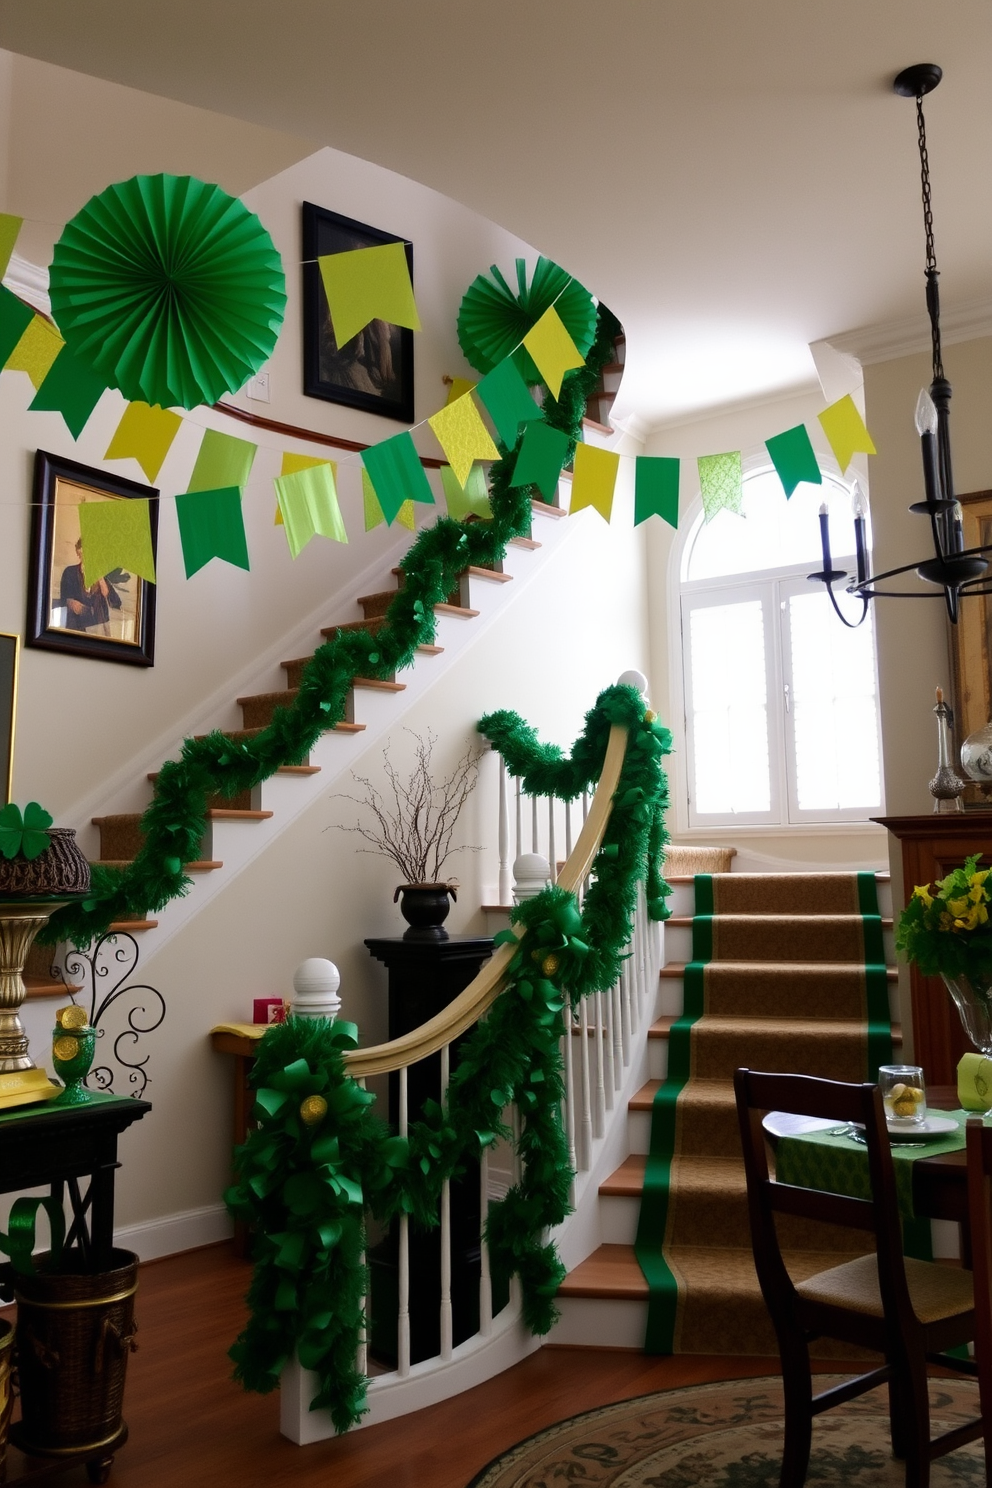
[765,424,822,498]
[440,463,492,521]
[635,457,680,528]
[361,432,435,525]
[0,285,34,366]
[175,486,250,578]
[0,214,23,277]
[187,428,257,493]
[362,469,415,531]
[510,420,570,502]
[698,451,743,523]
[476,357,543,448]
[29,343,107,438]
[274,462,347,558]
[78,498,157,586]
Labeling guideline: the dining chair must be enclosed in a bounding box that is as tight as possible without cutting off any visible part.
[965,1116,992,1474]
[735,1068,984,1488]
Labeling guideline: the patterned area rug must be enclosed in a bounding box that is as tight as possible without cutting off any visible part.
[466,1376,986,1486]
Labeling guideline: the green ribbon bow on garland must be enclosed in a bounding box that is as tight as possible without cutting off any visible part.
[0,1196,65,1274]
[0,801,53,861]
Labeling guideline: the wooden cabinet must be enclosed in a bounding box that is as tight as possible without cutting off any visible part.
[875,814,992,1085]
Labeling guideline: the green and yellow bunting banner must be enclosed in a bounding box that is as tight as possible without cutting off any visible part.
[522,305,584,399]
[698,450,743,523]
[440,462,492,521]
[570,443,619,522]
[362,469,415,532]
[105,401,183,483]
[187,427,257,493]
[765,423,822,498]
[176,486,250,578]
[78,496,157,587]
[510,420,570,502]
[0,214,23,278]
[476,356,543,447]
[28,342,106,438]
[274,461,347,558]
[362,430,435,525]
[818,394,877,473]
[428,392,500,485]
[317,241,420,349]
[635,456,679,528]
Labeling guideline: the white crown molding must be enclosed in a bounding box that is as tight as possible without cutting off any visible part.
[2,251,50,317]
[824,296,992,367]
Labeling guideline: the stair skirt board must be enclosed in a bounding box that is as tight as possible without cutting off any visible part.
[571,870,901,1358]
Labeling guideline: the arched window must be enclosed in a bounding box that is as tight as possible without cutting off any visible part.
[679,468,883,827]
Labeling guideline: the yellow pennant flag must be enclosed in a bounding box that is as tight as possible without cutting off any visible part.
[818,395,876,473]
[78,498,156,587]
[274,462,346,558]
[428,393,499,486]
[275,452,327,525]
[362,469,415,532]
[522,306,585,399]
[0,215,23,278]
[318,242,421,349]
[105,402,182,483]
[446,376,477,406]
[6,315,64,388]
[569,444,620,522]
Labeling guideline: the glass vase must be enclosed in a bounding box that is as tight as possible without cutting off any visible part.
[941,972,992,1114]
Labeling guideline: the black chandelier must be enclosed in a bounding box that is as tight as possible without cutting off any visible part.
[810,62,990,627]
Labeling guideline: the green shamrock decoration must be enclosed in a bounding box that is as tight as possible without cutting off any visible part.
[0,801,54,861]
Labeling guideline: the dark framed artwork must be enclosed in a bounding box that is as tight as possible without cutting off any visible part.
[26,451,158,667]
[302,201,415,424]
[949,489,992,806]
[0,632,18,805]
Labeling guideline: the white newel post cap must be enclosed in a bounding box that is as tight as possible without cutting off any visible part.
[291,958,342,1020]
[513,852,552,904]
[617,669,648,697]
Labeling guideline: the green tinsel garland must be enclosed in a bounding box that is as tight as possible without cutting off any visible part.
[42,298,621,949]
[225,685,672,1431]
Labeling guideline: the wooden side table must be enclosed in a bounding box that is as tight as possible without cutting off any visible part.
[874,813,992,1085]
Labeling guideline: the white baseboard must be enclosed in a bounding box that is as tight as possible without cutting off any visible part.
[115,1202,233,1262]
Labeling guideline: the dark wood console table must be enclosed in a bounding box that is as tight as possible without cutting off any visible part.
[874,813,992,1086]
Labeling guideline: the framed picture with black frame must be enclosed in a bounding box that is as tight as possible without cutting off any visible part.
[302,201,415,424]
[950,488,992,807]
[0,632,17,806]
[26,451,159,667]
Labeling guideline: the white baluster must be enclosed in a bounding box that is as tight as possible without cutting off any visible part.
[564,800,573,860]
[531,793,539,854]
[514,777,522,864]
[479,1144,493,1336]
[440,1044,453,1360]
[593,989,606,1139]
[578,996,592,1170]
[612,974,625,1084]
[603,976,617,1106]
[547,798,557,883]
[620,961,632,1064]
[397,1066,411,1376]
[498,758,512,906]
[563,1002,577,1178]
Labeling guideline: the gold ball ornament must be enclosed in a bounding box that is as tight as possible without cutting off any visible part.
[299,1094,328,1126]
[57,1005,88,1030]
[541,954,561,977]
[53,1035,80,1062]
[644,709,657,722]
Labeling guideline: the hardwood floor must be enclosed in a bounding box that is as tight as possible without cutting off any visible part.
[3,1243,860,1488]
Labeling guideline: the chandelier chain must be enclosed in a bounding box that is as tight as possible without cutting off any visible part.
[916,92,943,380]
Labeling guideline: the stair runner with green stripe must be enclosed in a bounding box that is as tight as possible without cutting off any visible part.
[634,871,898,1355]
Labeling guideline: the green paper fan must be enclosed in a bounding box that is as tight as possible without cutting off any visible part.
[457,256,597,386]
[48,174,286,410]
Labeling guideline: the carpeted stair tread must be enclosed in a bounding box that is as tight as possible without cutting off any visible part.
[659,961,899,1011]
[697,872,884,915]
[686,1016,879,1082]
[699,914,882,963]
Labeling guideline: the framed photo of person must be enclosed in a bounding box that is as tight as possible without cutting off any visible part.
[302,201,415,424]
[25,451,159,667]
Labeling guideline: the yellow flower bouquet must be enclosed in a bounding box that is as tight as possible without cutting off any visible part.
[896,854,992,979]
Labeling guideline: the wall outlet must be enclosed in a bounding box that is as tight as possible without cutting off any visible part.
[247,372,270,403]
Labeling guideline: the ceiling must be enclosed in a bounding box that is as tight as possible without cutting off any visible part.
[1,0,990,432]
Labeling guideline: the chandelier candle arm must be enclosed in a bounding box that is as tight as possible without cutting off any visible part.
[852,482,868,585]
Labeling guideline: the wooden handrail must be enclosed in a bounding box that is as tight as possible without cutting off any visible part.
[343,724,629,1079]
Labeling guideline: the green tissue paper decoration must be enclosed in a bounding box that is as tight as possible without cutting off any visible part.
[0,801,53,861]
[48,174,286,410]
[458,257,597,387]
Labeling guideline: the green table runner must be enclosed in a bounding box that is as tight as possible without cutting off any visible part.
[776,1110,968,1221]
